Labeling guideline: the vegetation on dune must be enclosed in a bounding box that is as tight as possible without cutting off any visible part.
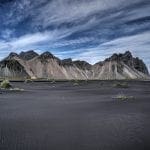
[0,79,12,89]
[72,79,91,86]
[113,82,129,88]
[24,79,33,83]
[113,93,134,100]
[0,79,24,91]
[50,79,56,84]
[72,80,80,86]
[73,82,79,86]
[46,78,56,84]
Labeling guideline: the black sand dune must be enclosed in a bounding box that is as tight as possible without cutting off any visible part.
[0,81,150,150]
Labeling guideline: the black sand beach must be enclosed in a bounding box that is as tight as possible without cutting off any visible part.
[0,81,150,150]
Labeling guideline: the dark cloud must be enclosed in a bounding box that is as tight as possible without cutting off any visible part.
[0,0,14,5]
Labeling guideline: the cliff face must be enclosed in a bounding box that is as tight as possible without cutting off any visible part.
[0,59,29,79]
[0,50,149,80]
[93,51,149,80]
[106,51,149,75]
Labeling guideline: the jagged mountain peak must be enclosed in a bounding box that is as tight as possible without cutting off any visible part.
[104,51,133,62]
[5,52,19,60]
[123,51,132,57]
[19,50,39,60]
[9,52,18,57]
[73,60,92,70]
[60,58,73,66]
[39,51,56,59]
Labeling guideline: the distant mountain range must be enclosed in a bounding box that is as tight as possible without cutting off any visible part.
[0,50,149,80]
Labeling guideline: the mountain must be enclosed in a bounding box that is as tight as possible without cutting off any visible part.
[0,50,149,80]
[19,50,39,60]
[93,51,149,80]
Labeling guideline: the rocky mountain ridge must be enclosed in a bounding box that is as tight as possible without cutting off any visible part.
[0,50,149,80]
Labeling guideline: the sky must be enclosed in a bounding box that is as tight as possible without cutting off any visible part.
[0,0,150,69]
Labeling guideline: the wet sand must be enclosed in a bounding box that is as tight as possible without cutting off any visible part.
[0,81,150,150]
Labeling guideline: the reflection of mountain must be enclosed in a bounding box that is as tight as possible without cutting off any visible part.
[0,50,149,80]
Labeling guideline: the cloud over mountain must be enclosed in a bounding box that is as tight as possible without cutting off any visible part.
[0,0,150,70]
